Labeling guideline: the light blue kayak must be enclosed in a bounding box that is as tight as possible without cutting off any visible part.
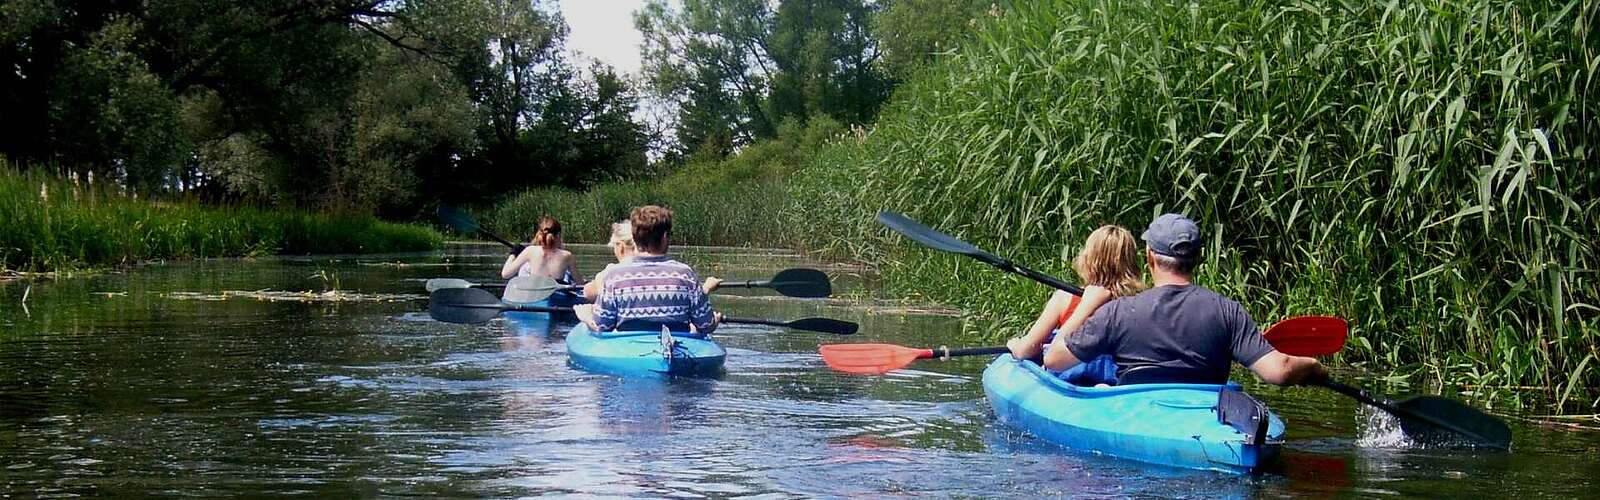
[564,323,726,378]
[504,288,586,323]
[982,355,1284,474]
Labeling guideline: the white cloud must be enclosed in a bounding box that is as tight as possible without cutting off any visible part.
[560,0,654,75]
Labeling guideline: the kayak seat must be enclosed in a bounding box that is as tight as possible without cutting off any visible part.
[1217,386,1270,447]
[1056,354,1118,386]
[1116,366,1220,386]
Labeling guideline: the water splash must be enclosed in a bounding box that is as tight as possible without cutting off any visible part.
[1354,405,1416,448]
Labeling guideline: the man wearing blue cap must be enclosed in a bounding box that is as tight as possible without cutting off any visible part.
[1042,214,1327,386]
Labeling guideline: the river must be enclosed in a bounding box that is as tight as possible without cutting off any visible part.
[1,243,1595,497]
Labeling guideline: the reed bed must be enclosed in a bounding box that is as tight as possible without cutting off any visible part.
[1,164,443,271]
[791,0,1599,403]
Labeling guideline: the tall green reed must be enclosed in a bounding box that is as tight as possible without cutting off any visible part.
[790,0,1599,404]
[1,162,442,271]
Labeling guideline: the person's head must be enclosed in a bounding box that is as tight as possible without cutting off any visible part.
[630,205,672,254]
[1141,213,1202,277]
[607,220,636,261]
[533,216,562,249]
[1073,225,1145,297]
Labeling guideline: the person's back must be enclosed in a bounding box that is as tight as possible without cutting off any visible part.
[585,205,719,334]
[520,246,574,282]
[593,254,711,330]
[501,216,579,283]
[1064,284,1266,384]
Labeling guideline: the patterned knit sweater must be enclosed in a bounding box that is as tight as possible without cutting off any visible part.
[592,254,717,333]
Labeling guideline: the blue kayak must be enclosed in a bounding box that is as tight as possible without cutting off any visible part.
[982,355,1284,474]
[504,288,587,323]
[564,323,726,378]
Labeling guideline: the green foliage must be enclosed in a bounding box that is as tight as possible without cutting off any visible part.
[871,0,994,81]
[636,0,889,156]
[485,117,848,248]
[1,0,653,214]
[0,163,442,271]
[791,0,1600,397]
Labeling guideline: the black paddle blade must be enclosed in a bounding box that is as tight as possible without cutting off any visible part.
[436,204,482,233]
[876,211,1006,266]
[768,268,833,298]
[428,287,507,324]
[785,317,858,335]
[1394,395,1513,449]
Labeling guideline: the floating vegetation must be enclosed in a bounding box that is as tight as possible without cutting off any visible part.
[359,261,456,268]
[710,294,959,316]
[164,290,425,303]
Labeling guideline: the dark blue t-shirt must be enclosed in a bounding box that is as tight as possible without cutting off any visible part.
[1064,284,1274,384]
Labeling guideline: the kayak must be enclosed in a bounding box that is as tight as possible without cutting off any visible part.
[504,303,553,335]
[503,288,587,322]
[982,354,1284,474]
[564,322,726,378]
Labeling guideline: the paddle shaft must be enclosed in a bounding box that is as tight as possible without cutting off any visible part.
[492,303,832,330]
[719,280,774,288]
[925,345,1010,359]
[722,316,797,328]
[1319,379,1405,414]
[995,260,1084,295]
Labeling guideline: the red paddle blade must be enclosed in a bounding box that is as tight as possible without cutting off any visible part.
[819,343,935,375]
[1264,316,1349,357]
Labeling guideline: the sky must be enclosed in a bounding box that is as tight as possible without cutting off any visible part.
[560,0,653,76]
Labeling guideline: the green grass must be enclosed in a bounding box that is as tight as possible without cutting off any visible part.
[1,162,443,271]
[788,0,1599,406]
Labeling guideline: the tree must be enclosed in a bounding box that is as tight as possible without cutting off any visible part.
[871,0,995,81]
[768,0,891,125]
[636,0,892,159]
[1,0,655,212]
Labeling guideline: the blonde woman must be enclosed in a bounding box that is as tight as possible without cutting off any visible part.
[583,220,638,301]
[1006,225,1145,381]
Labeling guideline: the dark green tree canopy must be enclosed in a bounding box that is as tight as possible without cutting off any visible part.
[0,0,655,213]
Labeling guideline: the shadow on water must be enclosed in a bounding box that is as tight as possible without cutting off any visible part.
[1,242,1597,496]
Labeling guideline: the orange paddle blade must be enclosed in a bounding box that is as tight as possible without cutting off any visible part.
[819,343,935,375]
[1264,316,1348,357]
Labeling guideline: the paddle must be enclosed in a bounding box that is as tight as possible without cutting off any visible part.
[714,267,834,298]
[425,275,582,294]
[1262,317,1512,450]
[428,287,858,335]
[424,278,506,292]
[818,316,1347,376]
[428,267,831,300]
[876,211,1083,295]
[437,204,523,252]
[819,343,1009,375]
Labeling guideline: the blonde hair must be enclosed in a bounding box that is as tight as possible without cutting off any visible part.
[1073,225,1145,297]
[608,220,635,250]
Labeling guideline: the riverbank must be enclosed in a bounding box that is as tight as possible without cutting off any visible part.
[1,165,443,272]
[488,0,1598,407]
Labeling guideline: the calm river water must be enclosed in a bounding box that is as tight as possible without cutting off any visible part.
[2,243,1596,497]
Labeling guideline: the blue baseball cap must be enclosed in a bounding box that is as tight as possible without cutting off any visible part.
[1142,213,1202,258]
